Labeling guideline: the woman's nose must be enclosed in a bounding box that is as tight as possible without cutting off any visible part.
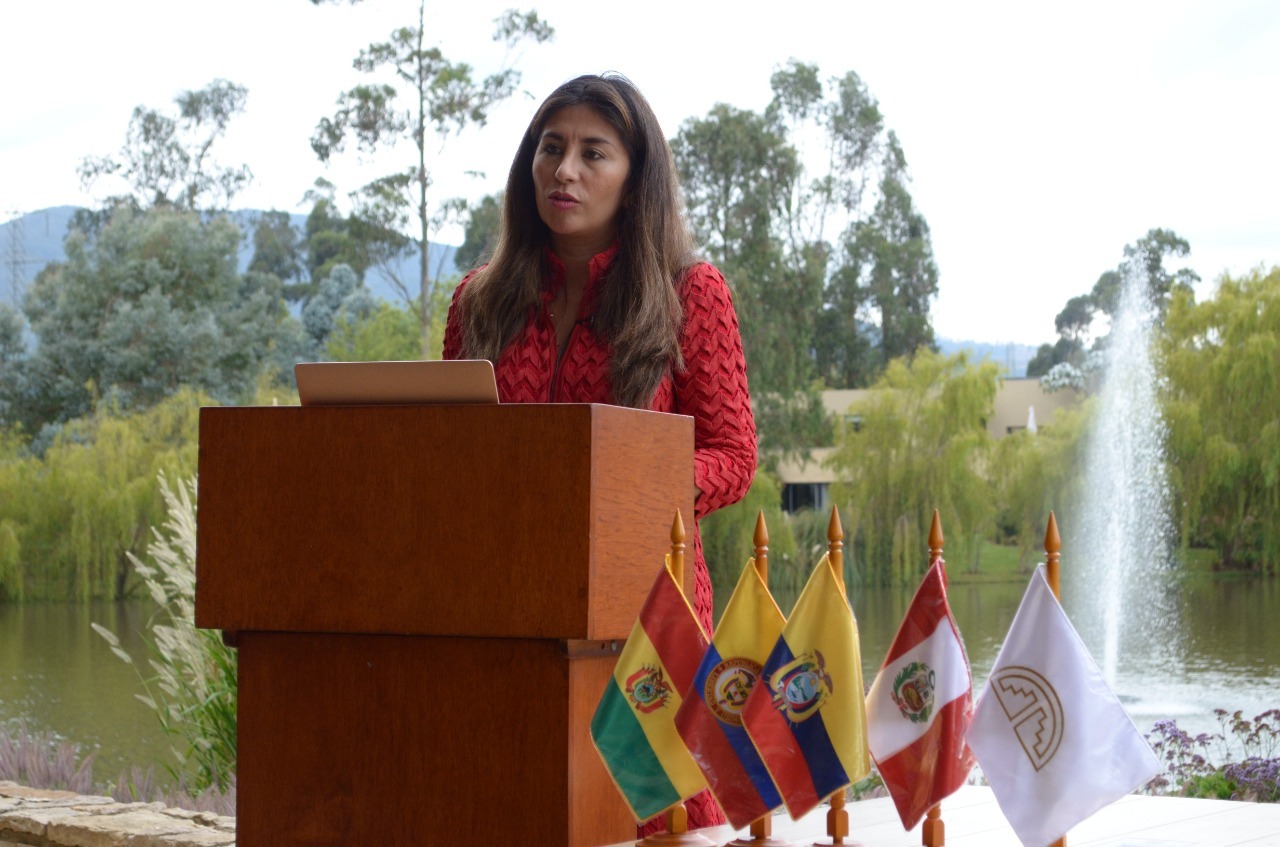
[555,155,579,182]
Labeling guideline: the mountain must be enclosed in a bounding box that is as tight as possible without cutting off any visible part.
[3,208,1038,374]
[0,207,459,311]
[935,338,1039,378]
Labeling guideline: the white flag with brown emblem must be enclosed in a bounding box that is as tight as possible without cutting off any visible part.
[966,565,1160,847]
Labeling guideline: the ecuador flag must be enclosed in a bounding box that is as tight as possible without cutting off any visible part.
[742,553,870,820]
[590,555,710,823]
[675,559,786,829]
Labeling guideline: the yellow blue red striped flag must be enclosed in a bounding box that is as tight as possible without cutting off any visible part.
[741,553,870,819]
[675,558,787,828]
[590,555,710,823]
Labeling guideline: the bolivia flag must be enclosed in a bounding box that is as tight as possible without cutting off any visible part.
[865,558,976,830]
[675,559,786,829]
[741,553,870,820]
[590,555,710,823]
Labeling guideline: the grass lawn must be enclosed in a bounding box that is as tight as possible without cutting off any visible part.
[950,541,1224,584]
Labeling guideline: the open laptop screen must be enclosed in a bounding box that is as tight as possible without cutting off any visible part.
[295,360,500,406]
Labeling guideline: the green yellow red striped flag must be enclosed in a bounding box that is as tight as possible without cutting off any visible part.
[590,555,710,823]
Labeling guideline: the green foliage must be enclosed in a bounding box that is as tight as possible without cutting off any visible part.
[700,473,799,616]
[10,206,295,433]
[93,475,237,792]
[989,402,1091,571]
[327,300,422,362]
[455,192,503,273]
[1161,267,1280,572]
[77,79,252,213]
[0,390,201,600]
[671,61,938,462]
[828,351,1000,583]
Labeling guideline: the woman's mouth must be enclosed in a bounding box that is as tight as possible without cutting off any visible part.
[549,192,579,210]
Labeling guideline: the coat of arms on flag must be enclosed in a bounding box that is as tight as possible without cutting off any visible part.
[741,552,869,820]
[590,555,710,824]
[675,558,787,829]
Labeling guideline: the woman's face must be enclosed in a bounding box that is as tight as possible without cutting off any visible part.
[531,104,631,255]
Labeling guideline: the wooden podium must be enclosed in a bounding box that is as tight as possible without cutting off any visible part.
[195,403,695,846]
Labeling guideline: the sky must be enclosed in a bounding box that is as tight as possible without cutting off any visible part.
[2,0,1277,346]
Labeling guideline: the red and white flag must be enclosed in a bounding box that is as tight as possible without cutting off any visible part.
[865,558,975,830]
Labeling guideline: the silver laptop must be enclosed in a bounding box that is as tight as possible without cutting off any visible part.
[295,360,500,406]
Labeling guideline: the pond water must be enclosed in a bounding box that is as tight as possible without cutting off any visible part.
[0,575,1275,788]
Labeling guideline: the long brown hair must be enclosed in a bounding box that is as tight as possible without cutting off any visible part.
[456,73,695,408]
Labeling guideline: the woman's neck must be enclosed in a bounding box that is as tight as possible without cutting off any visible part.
[549,233,613,283]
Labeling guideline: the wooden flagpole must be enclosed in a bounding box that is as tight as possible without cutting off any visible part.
[730,512,797,847]
[814,505,857,847]
[1044,512,1065,847]
[920,509,947,847]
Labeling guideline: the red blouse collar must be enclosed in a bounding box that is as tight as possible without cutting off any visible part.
[542,243,619,311]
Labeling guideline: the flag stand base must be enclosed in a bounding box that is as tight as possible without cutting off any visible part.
[639,832,716,846]
[638,803,716,846]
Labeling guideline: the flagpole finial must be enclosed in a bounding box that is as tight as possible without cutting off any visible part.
[929,510,944,558]
[1044,512,1061,556]
[1044,511,1062,600]
[826,505,846,596]
[670,510,686,591]
[753,511,770,584]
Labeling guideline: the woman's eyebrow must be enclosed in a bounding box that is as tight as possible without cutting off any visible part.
[540,129,617,147]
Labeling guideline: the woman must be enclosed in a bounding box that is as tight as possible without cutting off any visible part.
[442,73,754,831]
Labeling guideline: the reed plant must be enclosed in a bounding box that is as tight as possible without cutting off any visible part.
[92,473,236,794]
[0,722,95,793]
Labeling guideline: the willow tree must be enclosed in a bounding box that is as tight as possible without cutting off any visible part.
[0,390,202,600]
[1161,267,1280,572]
[827,351,1000,583]
[989,400,1091,570]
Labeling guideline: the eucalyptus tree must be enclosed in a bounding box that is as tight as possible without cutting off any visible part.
[14,208,292,432]
[672,61,939,460]
[311,4,553,356]
[78,79,252,215]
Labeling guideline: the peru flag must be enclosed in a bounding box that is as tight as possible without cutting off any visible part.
[865,558,975,830]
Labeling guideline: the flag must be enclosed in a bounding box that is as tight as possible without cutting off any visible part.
[741,553,870,820]
[675,558,786,829]
[590,555,710,823]
[966,565,1161,847]
[866,557,975,830]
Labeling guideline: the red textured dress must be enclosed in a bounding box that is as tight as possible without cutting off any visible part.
[443,246,756,832]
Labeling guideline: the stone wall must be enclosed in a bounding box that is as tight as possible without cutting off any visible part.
[0,783,234,847]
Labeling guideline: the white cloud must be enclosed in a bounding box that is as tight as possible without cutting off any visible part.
[2,0,1275,345]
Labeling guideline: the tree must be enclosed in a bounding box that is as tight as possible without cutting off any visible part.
[839,133,939,368]
[248,210,304,289]
[78,80,252,214]
[454,192,503,273]
[671,62,939,460]
[827,351,1001,583]
[12,207,293,432]
[311,4,553,356]
[1161,267,1280,572]
[1031,230,1200,378]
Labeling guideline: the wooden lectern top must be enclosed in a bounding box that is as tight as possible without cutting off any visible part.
[195,403,694,641]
